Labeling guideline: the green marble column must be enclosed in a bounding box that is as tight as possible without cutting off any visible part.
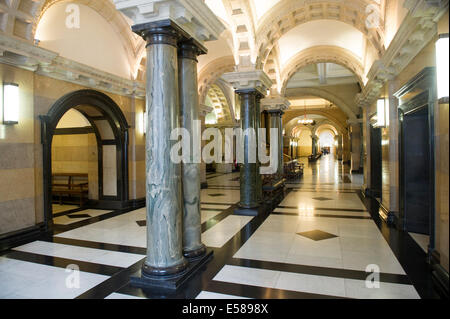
[178,40,207,259]
[135,23,187,278]
[237,90,261,209]
[255,94,263,203]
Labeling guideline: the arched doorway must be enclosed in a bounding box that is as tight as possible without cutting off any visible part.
[40,90,129,230]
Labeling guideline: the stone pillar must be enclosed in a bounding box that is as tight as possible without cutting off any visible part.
[350,121,362,173]
[261,97,290,176]
[311,134,318,157]
[335,135,343,161]
[255,94,263,203]
[387,80,400,216]
[178,40,207,259]
[114,0,225,286]
[222,70,272,214]
[345,131,352,164]
[138,23,187,277]
[199,105,212,189]
[237,90,261,208]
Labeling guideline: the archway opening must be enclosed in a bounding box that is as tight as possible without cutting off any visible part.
[41,90,129,229]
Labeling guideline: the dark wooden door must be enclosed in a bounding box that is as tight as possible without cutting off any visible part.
[403,106,431,234]
[370,126,382,197]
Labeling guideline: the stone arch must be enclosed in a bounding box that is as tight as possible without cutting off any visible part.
[280,46,366,94]
[314,121,340,136]
[284,111,347,137]
[255,0,385,68]
[198,55,236,105]
[40,89,130,229]
[206,83,234,124]
[284,86,358,121]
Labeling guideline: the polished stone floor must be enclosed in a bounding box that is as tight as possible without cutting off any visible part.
[0,155,430,299]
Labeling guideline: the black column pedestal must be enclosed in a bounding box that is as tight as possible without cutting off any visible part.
[130,250,213,291]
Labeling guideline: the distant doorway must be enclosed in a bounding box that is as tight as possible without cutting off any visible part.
[397,67,436,254]
[402,106,431,234]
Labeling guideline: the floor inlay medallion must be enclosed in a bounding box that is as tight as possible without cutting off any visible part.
[297,230,339,241]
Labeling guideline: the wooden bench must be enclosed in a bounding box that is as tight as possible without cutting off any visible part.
[283,161,304,181]
[262,173,286,201]
[52,173,89,207]
[308,152,323,162]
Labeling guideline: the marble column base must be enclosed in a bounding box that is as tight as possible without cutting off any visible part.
[183,244,207,260]
[234,206,263,217]
[130,250,214,291]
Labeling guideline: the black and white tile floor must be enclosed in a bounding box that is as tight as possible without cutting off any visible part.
[0,156,432,299]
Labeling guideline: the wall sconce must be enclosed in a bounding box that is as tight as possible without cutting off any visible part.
[2,83,19,125]
[376,98,386,128]
[436,34,449,101]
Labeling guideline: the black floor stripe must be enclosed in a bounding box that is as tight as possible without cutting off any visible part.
[277,205,367,212]
[76,259,145,299]
[272,211,372,220]
[228,258,411,285]
[51,237,146,255]
[201,208,228,212]
[206,281,347,299]
[3,250,124,277]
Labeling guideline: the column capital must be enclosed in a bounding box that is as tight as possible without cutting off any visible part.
[113,0,225,44]
[222,70,272,96]
[261,97,291,113]
[132,20,183,46]
[178,39,207,61]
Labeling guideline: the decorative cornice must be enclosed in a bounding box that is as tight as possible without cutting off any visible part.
[113,0,225,44]
[356,0,449,108]
[0,34,145,98]
[222,69,272,95]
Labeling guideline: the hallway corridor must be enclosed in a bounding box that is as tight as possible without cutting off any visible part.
[0,155,425,299]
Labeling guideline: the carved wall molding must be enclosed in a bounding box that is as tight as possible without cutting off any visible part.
[0,34,145,98]
[356,0,449,108]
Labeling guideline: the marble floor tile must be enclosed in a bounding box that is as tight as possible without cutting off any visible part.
[344,279,420,299]
[202,216,253,248]
[0,257,108,299]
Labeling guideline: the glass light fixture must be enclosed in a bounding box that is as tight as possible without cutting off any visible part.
[3,83,19,125]
[376,98,386,128]
[436,34,449,100]
[298,118,315,125]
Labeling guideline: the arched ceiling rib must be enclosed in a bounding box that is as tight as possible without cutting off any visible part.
[207,83,234,124]
[280,46,365,94]
[255,0,385,69]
